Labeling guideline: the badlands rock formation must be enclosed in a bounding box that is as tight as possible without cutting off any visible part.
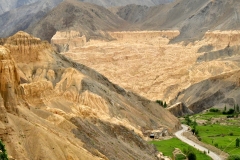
[59,29,240,114]
[61,30,197,102]
[0,31,180,160]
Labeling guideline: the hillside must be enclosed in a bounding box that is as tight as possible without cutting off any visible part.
[0,0,174,39]
[26,0,126,41]
[171,69,240,113]
[170,31,240,113]
[79,0,173,7]
[0,0,63,38]
[117,0,240,42]
[0,31,180,159]
[0,0,39,15]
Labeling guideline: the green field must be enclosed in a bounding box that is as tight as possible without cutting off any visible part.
[197,124,240,156]
[151,138,211,160]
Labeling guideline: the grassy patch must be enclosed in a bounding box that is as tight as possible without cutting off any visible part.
[151,138,211,160]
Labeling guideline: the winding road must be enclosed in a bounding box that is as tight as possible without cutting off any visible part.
[174,124,222,160]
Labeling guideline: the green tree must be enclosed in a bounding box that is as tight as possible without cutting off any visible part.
[163,102,167,108]
[236,138,240,148]
[184,115,192,126]
[0,140,8,160]
[187,152,196,160]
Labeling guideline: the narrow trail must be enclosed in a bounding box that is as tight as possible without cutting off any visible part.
[174,124,222,160]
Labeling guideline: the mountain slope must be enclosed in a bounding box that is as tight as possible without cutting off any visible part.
[171,69,240,113]
[117,0,240,42]
[0,0,63,38]
[79,0,173,7]
[170,31,240,113]
[0,0,39,15]
[26,0,125,41]
[0,31,180,159]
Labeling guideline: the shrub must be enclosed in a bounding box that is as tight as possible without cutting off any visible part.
[209,108,219,112]
[0,140,8,160]
[228,109,235,114]
[236,138,240,148]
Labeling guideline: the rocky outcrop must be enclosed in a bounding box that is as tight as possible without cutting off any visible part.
[167,102,193,117]
[0,46,20,114]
